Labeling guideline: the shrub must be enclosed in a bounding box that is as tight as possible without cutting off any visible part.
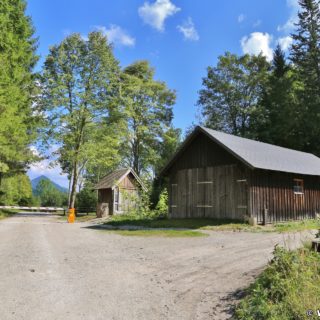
[235,246,320,320]
[155,188,168,217]
[76,187,97,209]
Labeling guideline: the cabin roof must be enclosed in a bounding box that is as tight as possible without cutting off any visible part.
[94,168,146,190]
[161,126,320,176]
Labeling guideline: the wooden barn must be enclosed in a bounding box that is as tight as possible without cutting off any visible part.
[94,168,145,217]
[161,126,320,224]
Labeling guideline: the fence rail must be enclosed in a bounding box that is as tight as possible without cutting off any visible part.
[0,206,65,212]
[0,206,97,216]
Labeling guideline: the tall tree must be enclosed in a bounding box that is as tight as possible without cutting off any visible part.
[197,52,270,137]
[251,45,299,148]
[119,61,176,175]
[41,32,121,208]
[0,0,39,182]
[290,0,320,154]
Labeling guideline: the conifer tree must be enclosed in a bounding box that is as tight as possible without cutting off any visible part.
[290,0,320,154]
[252,45,298,148]
[0,0,39,187]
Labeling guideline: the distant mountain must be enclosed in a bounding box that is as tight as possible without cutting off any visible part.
[31,175,68,194]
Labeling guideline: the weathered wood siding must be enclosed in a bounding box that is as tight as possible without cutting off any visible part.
[119,173,137,190]
[169,165,249,219]
[249,170,320,223]
[98,189,113,214]
[167,132,241,174]
[166,131,320,223]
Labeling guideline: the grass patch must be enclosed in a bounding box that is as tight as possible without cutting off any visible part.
[0,209,17,220]
[104,215,320,233]
[235,246,320,320]
[274,219,320,233]
[110,229,207,237]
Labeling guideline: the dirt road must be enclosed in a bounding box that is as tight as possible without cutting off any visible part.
[0,213,311,320]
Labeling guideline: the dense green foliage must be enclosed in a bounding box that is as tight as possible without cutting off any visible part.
[119,60,176,175]
[0,0,40,203]
[251,45,299,147]
[76,186,97,210]
[155,188,168,216]
[236,246,320,320]
[0,173,34,205]
[34,179,67,207]
[0,0,39,173]
[198,53,270,137]
[290,0,320,155]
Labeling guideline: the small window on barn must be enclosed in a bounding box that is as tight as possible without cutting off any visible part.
[293,179,304,194]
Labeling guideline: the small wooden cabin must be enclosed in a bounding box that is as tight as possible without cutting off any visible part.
[94,168,145,217]
[161,126,320,224]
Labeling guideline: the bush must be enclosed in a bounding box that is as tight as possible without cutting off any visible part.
[76,187,97,209]
[155,188,168,217]
[235,246,320,320]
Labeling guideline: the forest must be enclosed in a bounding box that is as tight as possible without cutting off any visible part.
[0,0,319,210]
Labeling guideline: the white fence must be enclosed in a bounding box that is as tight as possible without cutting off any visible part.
[0,206,65,212]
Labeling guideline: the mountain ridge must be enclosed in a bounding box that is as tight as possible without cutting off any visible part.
[31,175,68,194]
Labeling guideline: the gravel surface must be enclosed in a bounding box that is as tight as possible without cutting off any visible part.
[0,212,313,320]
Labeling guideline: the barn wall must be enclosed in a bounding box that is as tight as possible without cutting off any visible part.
[249,170,320,223]
[167,132,241,174]
[169,165,250,219]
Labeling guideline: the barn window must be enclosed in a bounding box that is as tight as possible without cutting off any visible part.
[293,179,304,194]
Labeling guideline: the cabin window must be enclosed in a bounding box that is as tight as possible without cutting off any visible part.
[293,179,304,194]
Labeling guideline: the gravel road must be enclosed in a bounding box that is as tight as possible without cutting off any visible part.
[0,213,312,320]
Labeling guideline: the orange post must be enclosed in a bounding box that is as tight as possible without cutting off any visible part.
[68,208,76,223]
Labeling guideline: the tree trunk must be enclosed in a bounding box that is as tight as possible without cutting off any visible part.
[69,159,78,209]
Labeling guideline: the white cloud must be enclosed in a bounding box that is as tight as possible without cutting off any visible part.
[138,0,181,31]
[96,25,135,47]
[177,18,199,41]
[238,14,245,23]
[277,0,299,32]
[241,32,273,61]
[278,36,293,51]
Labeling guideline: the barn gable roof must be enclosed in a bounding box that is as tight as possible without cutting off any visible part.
[161,126,320,176]
[94,168,146,190]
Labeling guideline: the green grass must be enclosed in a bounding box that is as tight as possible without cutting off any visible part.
[109,229,207,237]
[0,209,17,220]
[235,246,320,320]
[273,219,320,232]
[104,214,320,233]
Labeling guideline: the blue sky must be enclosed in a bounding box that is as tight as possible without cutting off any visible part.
[26,0,299,186]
